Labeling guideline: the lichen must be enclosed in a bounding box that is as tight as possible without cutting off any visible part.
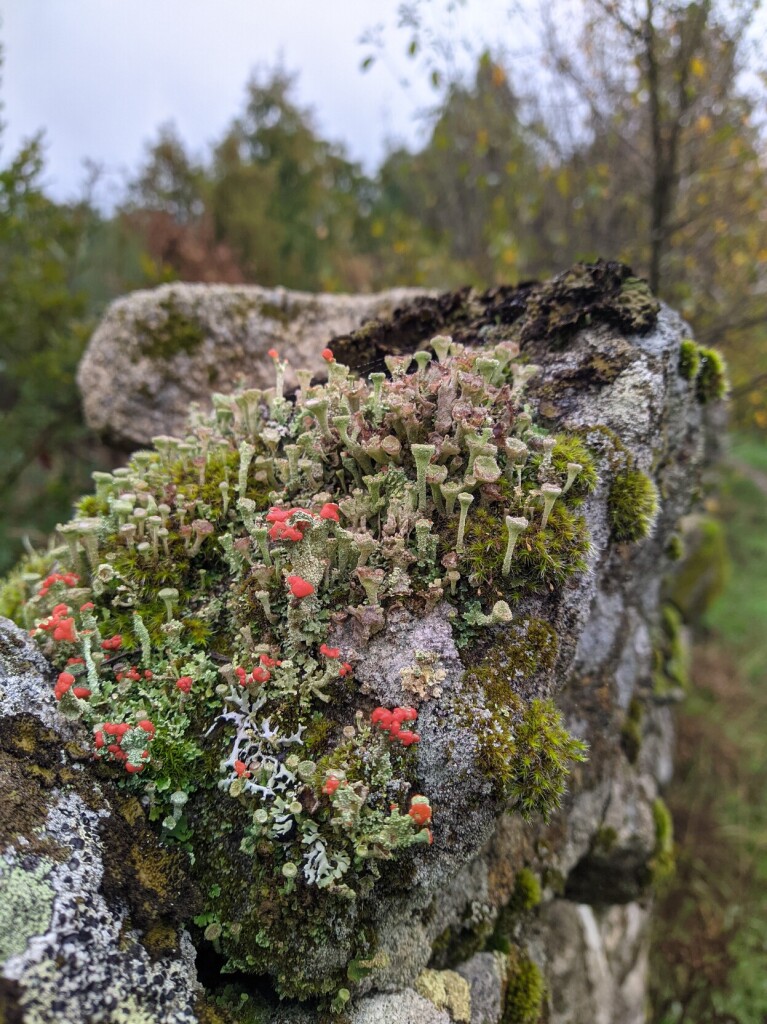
[414,968,471,1022]
[134,293,206,360]
[7,333,600,1003]
[0,857,55,962]
[608,469,659,542]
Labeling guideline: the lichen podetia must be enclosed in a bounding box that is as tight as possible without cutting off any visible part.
[1,327,671,1006]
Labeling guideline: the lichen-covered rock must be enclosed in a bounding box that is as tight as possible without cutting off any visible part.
[1,263,723,1023]
[78,283,427,447]
[0,620,201,1024]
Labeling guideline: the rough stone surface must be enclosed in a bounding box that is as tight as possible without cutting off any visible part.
[3,272,720,1023]
[78,283,428,447]
[0,618,202,1023]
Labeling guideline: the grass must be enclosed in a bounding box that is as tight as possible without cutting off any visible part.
[650,433,767,1023]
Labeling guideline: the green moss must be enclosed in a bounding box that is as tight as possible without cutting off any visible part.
[652,603,690,700]
[503,948,545,1024]
[462,503,590,600]
[665,533,684,562]
[510,867,542,913]
[667,515,729,622]
[620,698,643,764]
[678,339,701,381]
[594,826,618,853]
[608,469,659,542]
[135,293,206,360]
[695,346,728,403]
[650,797,675,887]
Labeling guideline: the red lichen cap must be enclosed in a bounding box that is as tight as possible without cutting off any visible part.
[319,643,340,658]
[176,676,193,694]
[53,618,77,643]
[321,347,334,362]
[319,502,340,522]
[286,575,315,599]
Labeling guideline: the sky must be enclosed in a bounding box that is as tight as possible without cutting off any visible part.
[1,0,521,207]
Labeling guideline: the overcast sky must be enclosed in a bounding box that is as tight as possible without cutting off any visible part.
[1,0,521,206]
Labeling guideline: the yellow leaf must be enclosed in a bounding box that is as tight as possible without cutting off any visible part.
[690,56,705,77]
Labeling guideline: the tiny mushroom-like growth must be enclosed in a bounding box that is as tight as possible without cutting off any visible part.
[456,492,475,553]
[539,484,562,531]
[502,517,529,576]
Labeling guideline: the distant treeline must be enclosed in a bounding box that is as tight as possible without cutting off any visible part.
[2,0,767,571]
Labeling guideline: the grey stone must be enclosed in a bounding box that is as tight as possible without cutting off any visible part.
[78,282,428,447]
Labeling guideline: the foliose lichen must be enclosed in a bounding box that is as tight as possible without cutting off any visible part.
[5,334,598,1004]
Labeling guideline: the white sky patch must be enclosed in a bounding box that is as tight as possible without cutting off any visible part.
[1,0,523,206]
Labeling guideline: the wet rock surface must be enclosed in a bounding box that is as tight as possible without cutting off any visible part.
[2,264,720,1022]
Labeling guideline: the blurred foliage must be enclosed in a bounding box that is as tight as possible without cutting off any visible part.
[2,1,767,544]
[650,440,767,1023]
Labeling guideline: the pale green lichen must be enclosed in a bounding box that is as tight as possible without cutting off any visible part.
[415,968,472,1022]
[0,856,55,962]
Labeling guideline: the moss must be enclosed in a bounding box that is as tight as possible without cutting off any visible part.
[608,469,659,542]
[509,867,542,914]
[667,515,729,622]
[594,826,618,853]
[135,293,206,360]
[503,948,545,1024]
[678,339,701,381]
[652,604,690,700]
[650,797,675,887]
[665,533,684,562]
[462,503,590,601]
[695,346,728,403]
[473,692,588,820]
[620,698,643,764]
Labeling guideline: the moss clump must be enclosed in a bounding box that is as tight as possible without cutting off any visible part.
[678,339,701,381]
[667,515,729,622]
[503,948,545,1024]
[696,346,728,403]
[510,867,542,914]
[135,293,206,360]
[620,698,643,764]
[650,797,675,887]
[608,468,659,542]
[652,603,690,700]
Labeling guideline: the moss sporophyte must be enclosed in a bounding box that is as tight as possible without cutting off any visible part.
[14,334,605,1001]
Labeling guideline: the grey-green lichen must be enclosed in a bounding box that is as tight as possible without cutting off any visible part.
[3,332,600,1004]
[414,968,471,1022]
[0,857,55,962]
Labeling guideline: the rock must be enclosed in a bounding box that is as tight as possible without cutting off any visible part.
[1,263,723,1022]
[0,620,201,1024]
[78,282,428,447]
